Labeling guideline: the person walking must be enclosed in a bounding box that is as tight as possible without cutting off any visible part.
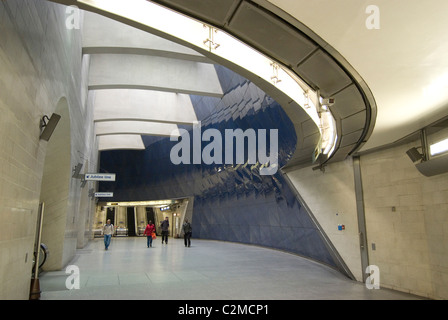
[103,219,114,250]
[182,219,192,247]
[143,220,156,248]
[160,216,169,244]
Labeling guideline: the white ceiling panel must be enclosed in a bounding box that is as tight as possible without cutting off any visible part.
[82,11,212,63]
[89,54,223,97]
[95,121,181,137]
[98,134,145,151]
[93,89,198,125]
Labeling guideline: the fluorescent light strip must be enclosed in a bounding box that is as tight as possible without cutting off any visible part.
[322,111,337,156]
[430,138,448,156]
[106,200,175,207]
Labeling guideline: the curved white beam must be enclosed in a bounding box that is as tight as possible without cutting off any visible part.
[93,89,198,125]
[95,121,181,137]
[98,134,145,151]
[88,54,223,97]
[83,11,213,64]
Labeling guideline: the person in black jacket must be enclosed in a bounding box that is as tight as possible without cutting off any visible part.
[160,216,169,244]
[182,219,192,247]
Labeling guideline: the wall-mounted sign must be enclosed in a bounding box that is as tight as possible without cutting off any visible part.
[85,173,116,181]
[95,192,114,198]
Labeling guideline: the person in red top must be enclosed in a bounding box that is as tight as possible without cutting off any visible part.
[143,220,156,248]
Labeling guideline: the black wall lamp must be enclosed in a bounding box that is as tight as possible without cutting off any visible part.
[406,129,428,163]
[40,113,61,141]
[406,146,424,163]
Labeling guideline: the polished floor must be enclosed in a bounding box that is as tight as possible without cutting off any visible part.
[39,237,420,300]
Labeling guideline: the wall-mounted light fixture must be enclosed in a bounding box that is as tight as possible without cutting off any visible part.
[406,128,448,177]
[406,147,424,163]
[406,129,428,163]
[40,113,61,141]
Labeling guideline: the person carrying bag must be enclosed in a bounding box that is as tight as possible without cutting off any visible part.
[144,221,156,248]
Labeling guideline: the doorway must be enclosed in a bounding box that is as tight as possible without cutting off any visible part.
[126,207,136,236]
[146,207,155,225]
[106,207,115,225]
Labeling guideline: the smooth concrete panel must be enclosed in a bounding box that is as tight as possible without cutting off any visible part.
[40,98,71,271]
[93,89,198,125]
[285,158,363,281]
[0,0,98,299]
[98,135,145,151]
[361,138,448,299]
[82,11,212,63]
[95,121,181,137]
[88,54,223,97]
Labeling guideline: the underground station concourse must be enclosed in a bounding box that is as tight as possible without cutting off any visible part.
[1,0,448,304]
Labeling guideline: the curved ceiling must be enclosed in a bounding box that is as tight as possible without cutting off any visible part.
[266,0,448,152]
[47,0,447,168]
[144,0,376,165]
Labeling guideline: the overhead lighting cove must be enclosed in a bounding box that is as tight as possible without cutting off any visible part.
[78,0,338,157]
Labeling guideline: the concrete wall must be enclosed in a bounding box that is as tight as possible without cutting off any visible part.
[361,136,448,299]
[0,0,97,299]
[286,132,448,299]
[286,158,362,280]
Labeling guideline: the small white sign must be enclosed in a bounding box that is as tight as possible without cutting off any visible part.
[85,173,116,181]
[95,192,114,198]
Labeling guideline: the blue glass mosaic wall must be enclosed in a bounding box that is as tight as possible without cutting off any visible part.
[99,65,338,268]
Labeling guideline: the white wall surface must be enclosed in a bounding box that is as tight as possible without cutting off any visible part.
[361,137,448,299]
[286,158,363,281]
[286,132,448,299]
[0,0,97,299]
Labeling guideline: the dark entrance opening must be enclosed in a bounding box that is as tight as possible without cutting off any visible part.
[127,207,136,236]
[146,207,155,225]
[106,207,115,225]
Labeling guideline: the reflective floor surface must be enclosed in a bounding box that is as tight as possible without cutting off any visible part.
[39,237,421,300]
